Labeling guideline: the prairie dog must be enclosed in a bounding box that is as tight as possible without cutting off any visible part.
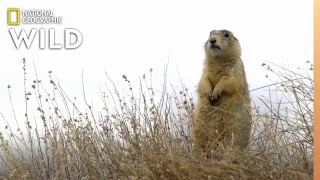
[193,29,252,157]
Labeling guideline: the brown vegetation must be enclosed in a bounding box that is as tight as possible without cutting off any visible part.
[0,59,314,179]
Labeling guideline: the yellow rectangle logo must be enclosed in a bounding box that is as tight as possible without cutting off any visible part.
[7,8,20,25]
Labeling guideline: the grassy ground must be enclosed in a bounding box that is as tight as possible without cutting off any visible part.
[0,59,314,179]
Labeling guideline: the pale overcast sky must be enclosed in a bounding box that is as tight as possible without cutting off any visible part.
[0,0,313,131]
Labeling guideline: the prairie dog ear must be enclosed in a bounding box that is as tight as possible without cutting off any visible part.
[233,36,239,41]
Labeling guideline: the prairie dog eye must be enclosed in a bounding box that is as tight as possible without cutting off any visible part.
[224,33,230,38]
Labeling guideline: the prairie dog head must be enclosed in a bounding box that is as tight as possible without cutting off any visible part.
[205,29,241,58]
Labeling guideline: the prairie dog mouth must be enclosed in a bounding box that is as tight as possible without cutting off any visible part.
[210,44,221,50]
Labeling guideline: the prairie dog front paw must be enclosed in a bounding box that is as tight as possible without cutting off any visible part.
[208,88,224,105]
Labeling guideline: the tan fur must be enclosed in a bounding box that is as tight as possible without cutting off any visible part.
[193,29,252,157]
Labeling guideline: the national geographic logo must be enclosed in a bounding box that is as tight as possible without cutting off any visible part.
[7,8,62,25]
[7,8,82,50]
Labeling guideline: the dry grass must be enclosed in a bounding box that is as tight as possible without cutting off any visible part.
[0,58,313,179]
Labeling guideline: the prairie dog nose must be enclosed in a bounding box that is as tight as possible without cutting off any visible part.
[210,38,216,44]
